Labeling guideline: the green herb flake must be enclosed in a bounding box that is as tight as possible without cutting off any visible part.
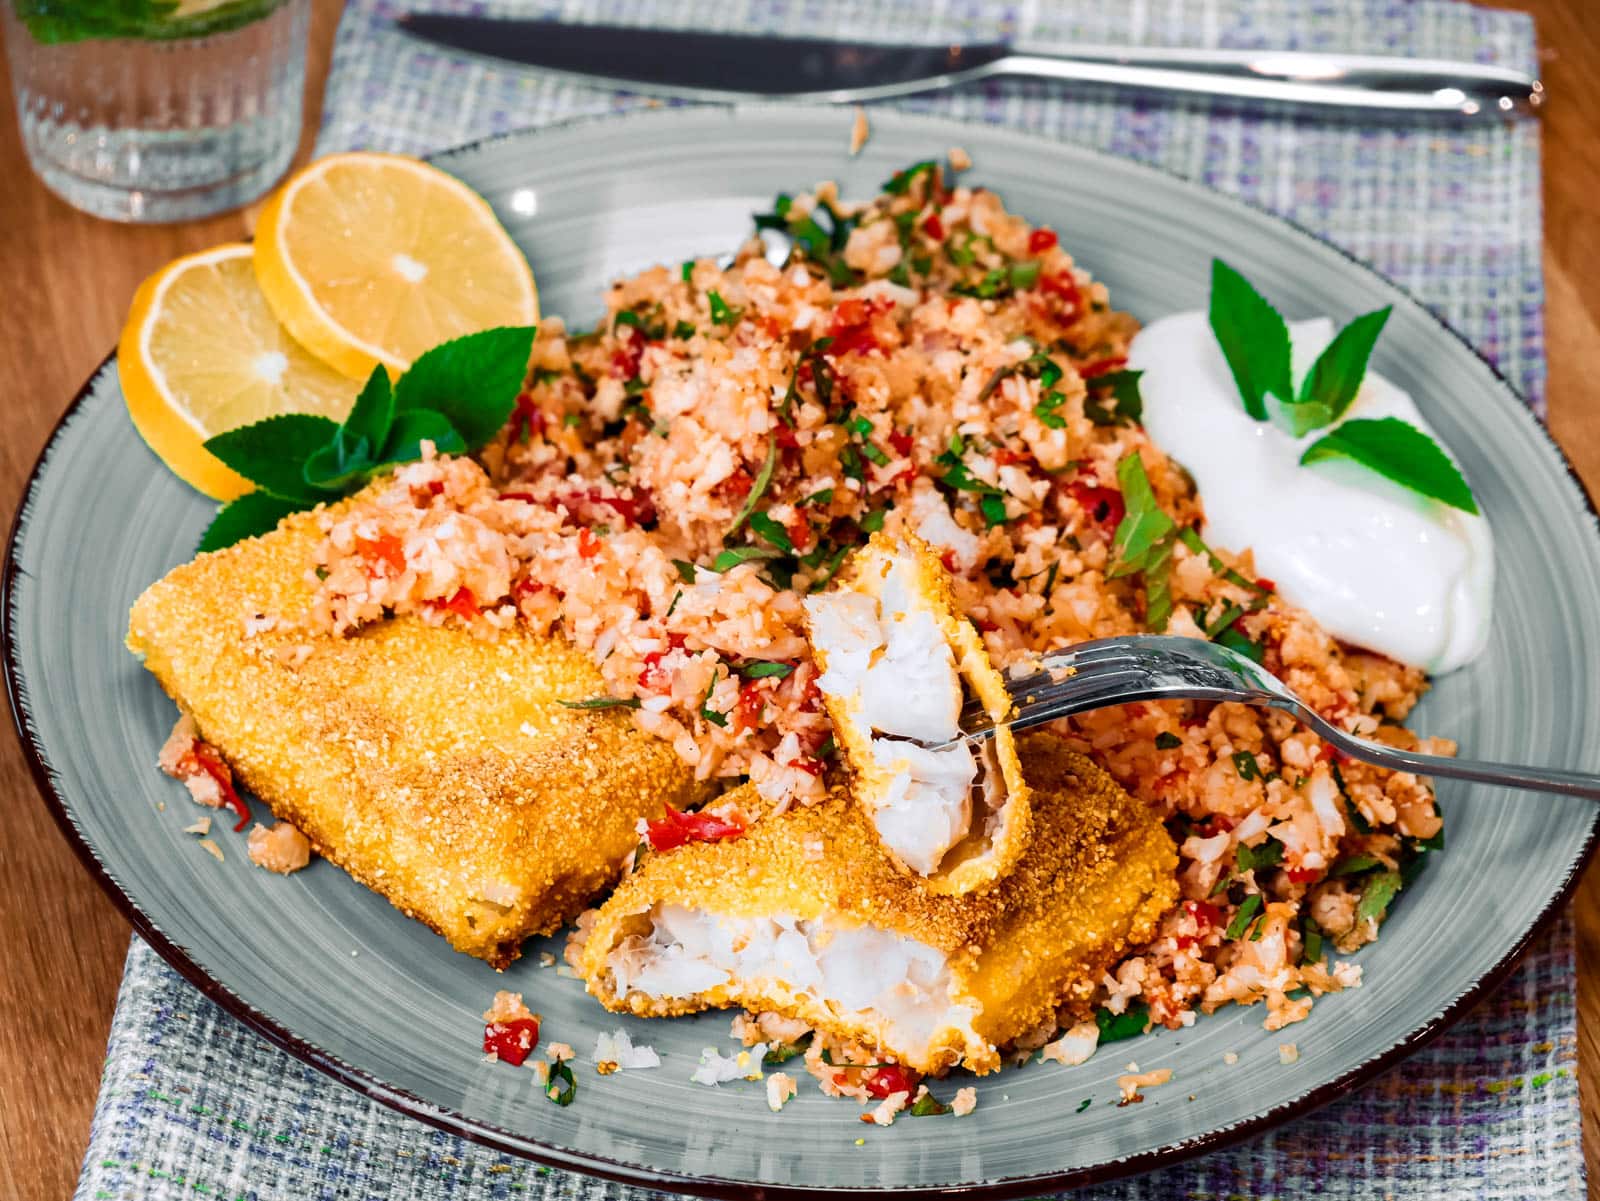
[1076,1098,1093,1114]
[910,1090,950,1117]
[860,507,889,534]
[671,558,698,583]
[1155,731,1183,750]
[711,546,783,572]
[1094,1002,1150,1043]
[708,290,739,326]
[557,696,642,711]
[672,320,697,340]
[680,260,695,282]
[1356,869,1403,924]
[725,439,780,538]
[700,678,729,728]
[1235,837,1283,873]
[979,493,1009,527]
[1300,918,1325,966]
[747,510,795,554]
[544,1060,577,1107]
[1224,892,1264,940]
[739,661,795,680]
[883,159,938,195]
[803,487,835,507]
[1232,751,1261,781]
[763,1039,809,1066]
[1330,853,1383,877]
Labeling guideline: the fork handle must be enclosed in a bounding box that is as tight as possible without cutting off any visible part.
[1301,711,1600,801]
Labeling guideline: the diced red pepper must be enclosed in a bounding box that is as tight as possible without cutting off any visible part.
[427,480,445,496]
[554,486,657,528]
[1080,356,1127,379]
[1256,577,1277,593]
[1286,866,1321,884]
[1066,479,1126,531]
[511,391,546,443]
[825,297,892,358]
[188,742,250,832]
[440,587,479,620]
[356,533,407,576]
[500,490,538,503]
[921,213,945,241]
[887,429,913,457]
[734,681,769,733]
[611,325,645,378]
[792,756,825,777]
[645,806,747,852]
[576,528,601,558]
[940,549,961,574]
[992,446,1028,466]
[1317,742,1350,764]
[785,509,813,551]
[863,1064,919,1098]
[1185,899,1223,933]
[1028,228,1059,254]
[1040,272,1081,311]
[483,1017,540,1066]
[718,468,754,501]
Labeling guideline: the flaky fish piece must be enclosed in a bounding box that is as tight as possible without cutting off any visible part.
[803,531,1029,894]
[127,493,701,968]
[578,734,1178,1074]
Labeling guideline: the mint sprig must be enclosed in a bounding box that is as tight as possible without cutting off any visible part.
[196,325,536,552]
[1209,260,1292,420]
[1208,260,1476,514]
[1301,418,1479,514]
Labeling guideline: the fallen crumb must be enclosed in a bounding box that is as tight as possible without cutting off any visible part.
[1125,1061,1139,1072]
[534,1061,550,1085]
[1117,1068,1173,1105]
[182,816,211,836]
[948,145,972,171]
[1188,1093,1197,1101]
[1224,1051,1239,1065]
[951,1086,977,1117]
[593,1029,660,1071]
[854,1138,865,1147]
[862,1090,910,1126]
[767,1072,797,1112]
[246,820,312,874]
[1040,1020,1099,1067]
[482,991,535,1024]
[547,1042,575,1063]
[197,838,224,862]
[691,1043,767,1085]
[538,952,556,968]
[848,106,870,155]
[350,949,359,957]
[1279,1042,1299,1065]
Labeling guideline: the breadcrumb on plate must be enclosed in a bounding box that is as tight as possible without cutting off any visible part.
[197,838,224,862]
[951,1086,977,1116]
[1279,1042,1299,1064]
[1117,1068,1172,1103]
[848,106,870,155]
[246,820,312,874]
[767,1072,797,1111]
[182,816,211,836]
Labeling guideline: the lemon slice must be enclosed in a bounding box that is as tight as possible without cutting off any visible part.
[253,152,539,380]
[119,244,361,501]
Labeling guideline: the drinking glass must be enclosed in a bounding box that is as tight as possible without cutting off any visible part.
[3,0,310,222]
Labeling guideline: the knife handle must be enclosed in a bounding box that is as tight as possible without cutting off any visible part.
[998,46,1543,117]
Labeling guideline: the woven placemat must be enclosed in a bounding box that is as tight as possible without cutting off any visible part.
[77,2,1578,1198]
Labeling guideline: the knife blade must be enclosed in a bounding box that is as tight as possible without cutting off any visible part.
[397,17,1007,101]
[394,15,1543,117]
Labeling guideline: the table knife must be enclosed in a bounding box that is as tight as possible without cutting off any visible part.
[394,16,1543,119]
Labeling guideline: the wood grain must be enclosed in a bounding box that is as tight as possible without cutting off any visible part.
[0,3,1595,1198]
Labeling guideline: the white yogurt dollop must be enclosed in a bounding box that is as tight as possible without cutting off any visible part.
[1128,311,1494,674]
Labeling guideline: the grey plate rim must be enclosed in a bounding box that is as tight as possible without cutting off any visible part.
[7,103,1598,1199]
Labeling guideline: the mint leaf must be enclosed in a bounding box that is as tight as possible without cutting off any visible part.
[203,414,341,503]
[380,410,467,463]
[339,366,396,462]
[1108,452,1175,576]
[1209,260,1292,421]
[1300,417,1478,514]
[1298,307,1390,424]
[1083,369,1144,426]
[391,325,536,449]
[196,490,302,554]
[1094,1002,1149,1043]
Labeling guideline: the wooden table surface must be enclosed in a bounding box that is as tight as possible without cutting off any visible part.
[1,3,1596,1196]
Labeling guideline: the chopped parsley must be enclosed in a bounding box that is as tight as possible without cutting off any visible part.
[672,320,696,340]
[711,545,783,572]
[747,510,795,553]
[545,1060,577,1106]
[1235,837,1283,872]
[1155,731,1183,750]
[1224,892,1264,940]
[1094,1002,1150,1043]
[671,558,697,583]
[1231,750,1261,781]
[680,260,694,282]
[699,678,729,728]
[739,661,794,680]
[707,290,739,326]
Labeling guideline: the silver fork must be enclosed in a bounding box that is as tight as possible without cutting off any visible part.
[950,635,1600,800]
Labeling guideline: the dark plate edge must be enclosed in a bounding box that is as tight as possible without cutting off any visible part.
[4,104,1596,1200]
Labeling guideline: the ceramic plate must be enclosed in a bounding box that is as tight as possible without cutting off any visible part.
[8,106,1599,1197]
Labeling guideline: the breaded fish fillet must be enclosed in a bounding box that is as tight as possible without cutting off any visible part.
[127,496,701,967]
[804,532,1029,894]
[578,734,1178,1073]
